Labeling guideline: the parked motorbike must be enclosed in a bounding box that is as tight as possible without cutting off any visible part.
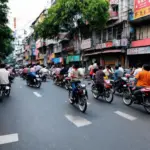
[68,82,88,113]
[0,84,11,101]
[123,84,150,113]
[91,80,114,103]
[26,74,42,88]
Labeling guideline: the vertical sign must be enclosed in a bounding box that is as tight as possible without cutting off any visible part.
[134,0,150,19]
[14,17,16,29]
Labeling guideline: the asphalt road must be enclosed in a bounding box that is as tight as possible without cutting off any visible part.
[0,77,150,150]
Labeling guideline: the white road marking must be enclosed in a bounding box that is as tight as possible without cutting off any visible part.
[0,133,19,145]
[114,111,137,121]
[33,92,42,98]
[65,114,92,127]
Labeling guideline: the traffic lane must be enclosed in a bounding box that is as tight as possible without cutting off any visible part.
[16,80,150,150]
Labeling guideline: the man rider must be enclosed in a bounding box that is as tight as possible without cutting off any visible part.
[70,64,81,99]
[133,64,150,102]
[0,63,10,85]
[95,66,105,93]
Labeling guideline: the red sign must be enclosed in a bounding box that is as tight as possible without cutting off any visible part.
[134,0,150,19]
[132,38,150,47]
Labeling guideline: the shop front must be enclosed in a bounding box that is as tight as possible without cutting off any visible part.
[127,47,150,66]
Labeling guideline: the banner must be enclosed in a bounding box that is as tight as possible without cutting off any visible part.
[134,0,150,19]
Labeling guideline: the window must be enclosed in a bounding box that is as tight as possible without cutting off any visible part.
[102,30,107,42]
[108,28,113,40]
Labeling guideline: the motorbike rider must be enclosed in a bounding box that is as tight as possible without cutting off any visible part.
[95,65,105,93]
[0,63,10,85]
[27,65,36,83]
[70,64,82,99]
[133,63,142,76]
[132,64,150,102]
[39,65,49,76]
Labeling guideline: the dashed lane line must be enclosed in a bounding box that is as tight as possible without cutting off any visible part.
[65,114,92,127]
[114,111,137,121]
[33,92,42,98]
[0,133,19,145]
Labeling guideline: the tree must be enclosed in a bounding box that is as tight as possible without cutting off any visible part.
[0,0,14,58]
[35,0,109,39]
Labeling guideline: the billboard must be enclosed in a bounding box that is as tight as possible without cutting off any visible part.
[134,0,150,19]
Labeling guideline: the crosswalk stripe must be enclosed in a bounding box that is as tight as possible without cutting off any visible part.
[114,111,137,121]
[33,92,42,98]
[0,133,19,145]
[65,114,92,127]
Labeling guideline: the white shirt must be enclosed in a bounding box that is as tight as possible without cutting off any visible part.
[133,68,142,76]
[40,68,48,74]
[78,68,85,76]
[119,67,124,73]
[93,63,98,69]
[0,69,9,84]
[35,65,42,72]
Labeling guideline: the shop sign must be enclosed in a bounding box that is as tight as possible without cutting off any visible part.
[81,39,91,50]
[102,42,113,48]
[132,38,150,47]
[134,0,150,20]
[113,39,120,47]
[121,38,128,46]
[127,47,150,55]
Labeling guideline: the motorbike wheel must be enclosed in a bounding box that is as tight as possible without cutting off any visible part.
[36,81,41,88]
[123,89,132,106]
[104,89,114,103]
[26,80,30,86]
[78,97,87,113]
[144,97,150,114]
[92,87,99,99]
[5,89,10,97]
[65,81,69,90]
[68,90,75,105]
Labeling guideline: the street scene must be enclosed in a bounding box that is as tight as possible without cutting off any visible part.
[0,0,150,149]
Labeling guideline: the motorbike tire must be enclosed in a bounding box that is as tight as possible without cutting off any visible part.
[123,89,132,106]
[68,90,75,105]
[104,89,114,103]
[144,97,150,114]
[78,97,87,113]
[5,89,10,97]
[36,81,41,88]
[92,87,99,99]
[65,81,69,90]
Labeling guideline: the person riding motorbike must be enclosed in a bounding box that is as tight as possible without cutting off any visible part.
[70,64,82,99]
[133,64,150,102]
[27,65,36,83]
[95,66,105,93]
[0,63,10,86]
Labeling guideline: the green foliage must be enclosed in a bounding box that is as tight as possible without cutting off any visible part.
[0,0,14,58]
[35,0,109,39]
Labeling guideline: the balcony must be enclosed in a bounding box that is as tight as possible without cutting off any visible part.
[109,11,119,20]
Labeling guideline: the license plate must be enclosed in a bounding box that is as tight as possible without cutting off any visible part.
[6,86,10,90]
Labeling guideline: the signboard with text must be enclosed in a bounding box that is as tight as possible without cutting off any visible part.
[127,47,150,55]
[134,0,150,19]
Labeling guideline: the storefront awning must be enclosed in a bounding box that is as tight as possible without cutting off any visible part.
[84,50,122,56]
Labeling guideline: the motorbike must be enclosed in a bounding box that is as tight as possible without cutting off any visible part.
[0,84,11,101]
[111,77,128,94]
[9,74,15,83]
[123,84,150,114]
[53,74,71,90]
[26,74,42,88]
[68,82,88,113]
[38,73,47,82]
[91,80,114,103]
